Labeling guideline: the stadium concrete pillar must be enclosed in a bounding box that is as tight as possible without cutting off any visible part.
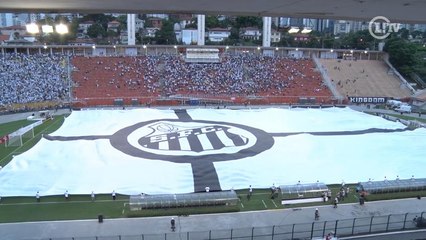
[197,14,205,46]
[127,14,136,45]
[262,16,272,47]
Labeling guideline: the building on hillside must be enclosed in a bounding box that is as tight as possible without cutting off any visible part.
[207,28,231,42]
[289,18,304,27]
[171,14,193,29]
[240,27,261,40]
[175,31,182,42]
[278,17,334,33]
[182,29,198,45]
[334,20,351,35]
[105,13,125,18]
[21,35,36,43]
[271,29,281,43]
[334,20,368,35]
[3,38,33,45]
[0,13,14,27]
[411,24,426,32]
[29,13,44,23]
[147,17,163,29]
[0,34,10,44]
[146,14,168,20]
[13,13,31,26]
[351,21,369,32]
[107,20,120,32]
[78,21,94,34]
[293,33,310,42]
[120,30,128,44]
[135,18,144,32]
[174,23,182,42]
[0,25,26,38]
[316,19,334,32]
[142,27,160,38]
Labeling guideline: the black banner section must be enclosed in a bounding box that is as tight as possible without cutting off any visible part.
[174,109,193,121]
[270,127,412,137]
[44,134,111,141]
[192,161,222,192]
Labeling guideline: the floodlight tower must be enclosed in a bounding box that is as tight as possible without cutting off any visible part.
[127,14,136,45]
[197,15,205,45]
[262,17,272,47]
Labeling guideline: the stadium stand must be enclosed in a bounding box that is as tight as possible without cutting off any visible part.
[319,59,412,98]
[72,56,164,106]
[0,53,69,108]
[4,52,415,109]
[72,54,332,106]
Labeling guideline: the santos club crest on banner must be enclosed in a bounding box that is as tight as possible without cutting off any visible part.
[137,122,249,153]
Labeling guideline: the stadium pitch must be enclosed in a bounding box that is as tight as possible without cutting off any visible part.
[0,107,425,197]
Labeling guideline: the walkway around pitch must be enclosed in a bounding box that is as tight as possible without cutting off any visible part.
[0,198,425,240]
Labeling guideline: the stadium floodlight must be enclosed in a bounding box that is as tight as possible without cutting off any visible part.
[288,27,300,34]
[26,23,39,34]
[55,23,68,34]
[301,27,312,34]
[42,25,54,34]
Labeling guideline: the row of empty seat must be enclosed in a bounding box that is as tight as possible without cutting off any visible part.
[320,59,412,98]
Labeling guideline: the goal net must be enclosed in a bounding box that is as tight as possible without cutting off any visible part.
[5,121,41,147]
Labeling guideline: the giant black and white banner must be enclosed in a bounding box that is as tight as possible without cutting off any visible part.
[0,107,425,196]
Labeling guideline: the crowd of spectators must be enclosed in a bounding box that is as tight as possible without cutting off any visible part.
[0,52,331,109]
[72,56,162,99]
[72,53,331,100]
[163,54,269,95]
[0,53,69,107]
[159,53,329,97]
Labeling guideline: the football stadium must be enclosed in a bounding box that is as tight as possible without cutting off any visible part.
[0,1,426,240]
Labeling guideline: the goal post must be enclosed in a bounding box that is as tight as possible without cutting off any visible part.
[5,121,41,147]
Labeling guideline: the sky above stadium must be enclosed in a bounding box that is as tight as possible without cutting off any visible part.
[0,107,425,197]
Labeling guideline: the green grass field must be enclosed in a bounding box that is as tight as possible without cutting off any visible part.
[386,113,426,123]
[1,185,424,223]
[0,115,67,167]
[364,111,426,124]
[0,115,425,223]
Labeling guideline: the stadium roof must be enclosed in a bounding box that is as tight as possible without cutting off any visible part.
[1,0,426,24]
